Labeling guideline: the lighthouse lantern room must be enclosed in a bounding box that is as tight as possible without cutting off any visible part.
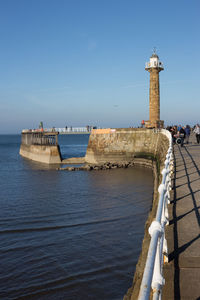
[145,53,164,71]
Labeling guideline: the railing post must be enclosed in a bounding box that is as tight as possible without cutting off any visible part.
[151,234,165,300]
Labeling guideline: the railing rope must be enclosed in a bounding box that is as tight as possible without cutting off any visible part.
[138,129,173,300]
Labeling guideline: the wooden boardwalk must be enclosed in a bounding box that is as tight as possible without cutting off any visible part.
[163,134,200,300]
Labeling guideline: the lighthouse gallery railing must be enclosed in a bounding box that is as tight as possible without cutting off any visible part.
[138,129,173,300]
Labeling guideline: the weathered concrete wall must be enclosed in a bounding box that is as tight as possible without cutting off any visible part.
[20,144,62,164]
[85,128,169,166]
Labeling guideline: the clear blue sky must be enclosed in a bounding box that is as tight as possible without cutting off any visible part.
[0,0,200,133]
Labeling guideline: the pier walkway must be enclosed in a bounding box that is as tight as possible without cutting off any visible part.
[163,134,200,300]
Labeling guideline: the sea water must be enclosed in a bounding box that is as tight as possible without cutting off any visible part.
[0,134,153,300]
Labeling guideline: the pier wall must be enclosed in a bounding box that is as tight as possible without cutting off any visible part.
[85,128,170,299]
[20,144,62,164]
[85,128,169,166]
[19,132,62,164]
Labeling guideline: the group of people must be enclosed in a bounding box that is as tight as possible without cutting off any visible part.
[167,124,200,146]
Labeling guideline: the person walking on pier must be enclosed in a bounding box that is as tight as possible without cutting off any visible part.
[194,124,200,143]
[185,125,191,144]
[169,126,177,144]
[179,126,186,147]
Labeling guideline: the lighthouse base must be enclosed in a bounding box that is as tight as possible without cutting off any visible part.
[145,120,164,129]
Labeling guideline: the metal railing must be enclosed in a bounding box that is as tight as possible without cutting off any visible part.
[54,127,91,133]
[21,132,58,146]
[138,129,173,300]
[145,61,164,70]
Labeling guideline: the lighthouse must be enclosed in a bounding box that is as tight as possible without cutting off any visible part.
[145,51,164,128]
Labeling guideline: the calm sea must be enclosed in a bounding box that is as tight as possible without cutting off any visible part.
[0,134,153,300]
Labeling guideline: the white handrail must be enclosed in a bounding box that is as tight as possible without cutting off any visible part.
[138,129,173,300]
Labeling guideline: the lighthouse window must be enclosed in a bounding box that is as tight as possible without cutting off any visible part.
[154,61,157,66]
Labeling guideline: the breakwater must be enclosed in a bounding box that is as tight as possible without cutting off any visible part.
[19,131,62,164]
[85,128,169,166]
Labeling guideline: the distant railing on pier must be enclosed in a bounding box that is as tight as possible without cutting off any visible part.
[45,127,96,134]
[55,127,91,133]
[138,129,173,300]
[21,131,59,146]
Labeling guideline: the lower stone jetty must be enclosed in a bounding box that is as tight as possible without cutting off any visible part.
[19,130,62,164]
[163,133,200,299]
